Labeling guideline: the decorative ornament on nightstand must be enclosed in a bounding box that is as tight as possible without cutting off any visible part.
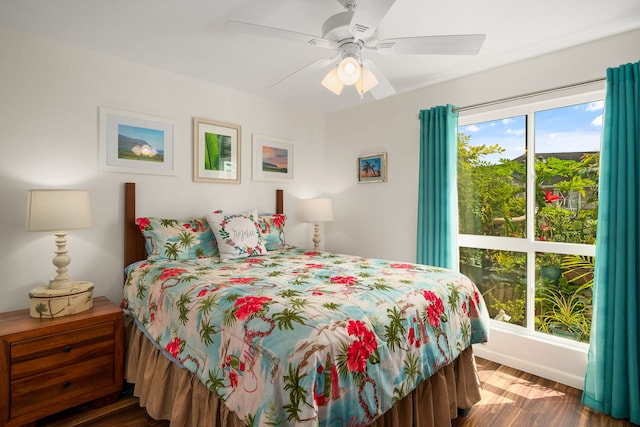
[299,198,334,251]
[25,189,94,318]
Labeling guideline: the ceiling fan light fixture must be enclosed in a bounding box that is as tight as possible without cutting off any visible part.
[321,68,344,95]
[355,66,379,95]
[336,56,361,85]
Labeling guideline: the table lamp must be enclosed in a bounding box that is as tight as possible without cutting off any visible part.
[26,189,95,318]
[299,198,333,251]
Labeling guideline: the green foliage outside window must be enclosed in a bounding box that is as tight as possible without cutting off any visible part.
[457,132,598,342]
[458,133,527,237]
[458,132,599,243]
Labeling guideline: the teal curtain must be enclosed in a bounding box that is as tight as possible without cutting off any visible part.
[582,61,640,424]
[417,104,459,269]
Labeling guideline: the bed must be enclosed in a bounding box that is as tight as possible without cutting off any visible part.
[121,182,490,426]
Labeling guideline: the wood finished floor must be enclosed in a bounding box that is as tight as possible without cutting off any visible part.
[453,358,637,427]
[37,358,637,427]
[36,397,169,427]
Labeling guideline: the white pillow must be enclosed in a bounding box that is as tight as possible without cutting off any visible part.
[205,210,267,261]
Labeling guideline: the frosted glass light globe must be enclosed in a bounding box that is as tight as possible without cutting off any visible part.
[337,57,361,85]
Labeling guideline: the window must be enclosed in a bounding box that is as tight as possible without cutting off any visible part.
[457,90,603,344]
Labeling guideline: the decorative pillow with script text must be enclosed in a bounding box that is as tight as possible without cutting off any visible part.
[205,210,267,261]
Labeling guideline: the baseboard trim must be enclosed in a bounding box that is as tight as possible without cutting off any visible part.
[474,345,585,390]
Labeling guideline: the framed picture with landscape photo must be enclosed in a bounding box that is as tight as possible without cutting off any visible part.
[99,107,175,175]
[193,117,241,184]
[252,134,293,182]
[358,152,387,183]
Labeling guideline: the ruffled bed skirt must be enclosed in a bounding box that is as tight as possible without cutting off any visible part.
[124,315,481,427]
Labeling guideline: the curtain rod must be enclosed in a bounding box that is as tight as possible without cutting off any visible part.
[451,77,606,113]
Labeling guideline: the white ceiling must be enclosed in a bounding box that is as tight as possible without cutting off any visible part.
[1,0,639,114]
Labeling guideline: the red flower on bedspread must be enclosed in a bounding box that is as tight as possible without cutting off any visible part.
[304,251,320,256]
[347,341,370,373]
[306,263,325,269]
[165,337,183,359]
[197,287,219,298]
[423,290,446,328]
[389,263,414,269]
[159,268,188,282]
[331,276,358,285]
[234,296,272,320]
[230,277,258,284]
[346,320,378,373]
[348,319,368,338]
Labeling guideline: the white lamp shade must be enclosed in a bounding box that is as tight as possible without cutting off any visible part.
[26,189,93,231]
[355,66,379,95]
[337,57,361,85]
[299,198,334,223]
[321,68,344,95]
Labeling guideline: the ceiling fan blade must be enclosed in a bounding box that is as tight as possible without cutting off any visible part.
[271,56,338,90]
[374,34,486,56]
[361,60,395,100]
[225,20,335,49]
[349,0,396,41]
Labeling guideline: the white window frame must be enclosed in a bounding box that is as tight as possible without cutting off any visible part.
[457,83,605,345]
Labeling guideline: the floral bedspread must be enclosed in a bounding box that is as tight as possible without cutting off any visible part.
[123,248,490,426]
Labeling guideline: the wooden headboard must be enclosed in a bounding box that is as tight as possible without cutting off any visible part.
[123,182,284,269]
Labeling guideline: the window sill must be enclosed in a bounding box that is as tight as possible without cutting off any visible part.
[473,321,589,389]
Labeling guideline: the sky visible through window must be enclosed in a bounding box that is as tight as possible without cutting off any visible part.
[459,101,604,164]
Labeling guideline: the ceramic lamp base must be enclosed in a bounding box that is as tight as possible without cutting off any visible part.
[29,281,95,319]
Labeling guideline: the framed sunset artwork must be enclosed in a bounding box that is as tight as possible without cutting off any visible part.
[252,134,293,182]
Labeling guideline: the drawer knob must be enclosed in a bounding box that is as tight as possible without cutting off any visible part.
[64,345,72,352]
[63,380,72,388]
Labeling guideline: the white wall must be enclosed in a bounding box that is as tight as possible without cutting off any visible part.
[2,21,639,389]
[323,28,640,388]
[0,25,326,313]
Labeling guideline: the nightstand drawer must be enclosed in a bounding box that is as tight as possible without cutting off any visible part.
[0,296,123,426]
[11,321,115,380]
[10,353,115,418]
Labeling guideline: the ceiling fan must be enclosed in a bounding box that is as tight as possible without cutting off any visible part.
[225,0,485,99]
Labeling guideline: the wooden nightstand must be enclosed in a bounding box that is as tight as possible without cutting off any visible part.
[0,296,123,427]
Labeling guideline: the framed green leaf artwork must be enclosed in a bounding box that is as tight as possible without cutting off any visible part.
[193,117,241,184]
